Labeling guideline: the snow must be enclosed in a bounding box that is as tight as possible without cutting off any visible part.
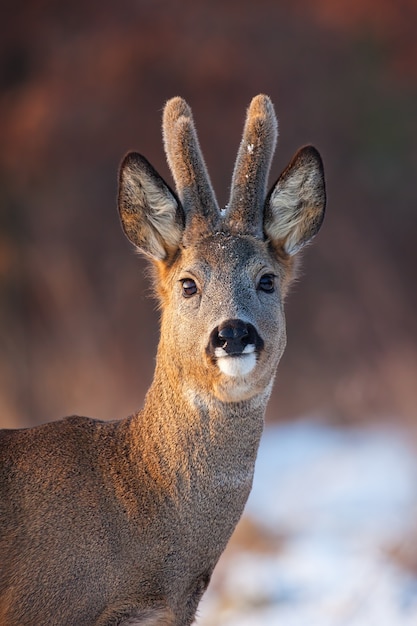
[198,420,417,625]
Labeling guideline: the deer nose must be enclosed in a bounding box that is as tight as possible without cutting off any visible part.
[209,319,261,356]
[218,320,249,347]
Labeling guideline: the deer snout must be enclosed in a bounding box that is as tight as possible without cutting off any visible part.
[216,320,251,354]
[208,319,264,357]
[207,319,264,378]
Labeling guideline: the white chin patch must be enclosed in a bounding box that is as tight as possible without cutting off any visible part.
[215,345,257,378]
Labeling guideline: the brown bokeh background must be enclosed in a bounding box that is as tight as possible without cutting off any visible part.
[1,0,416,428]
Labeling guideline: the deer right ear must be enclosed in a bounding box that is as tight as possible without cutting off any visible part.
[118,152,184,261]
[264,146,326,256]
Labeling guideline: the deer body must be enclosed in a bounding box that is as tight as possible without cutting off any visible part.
[0,96,325,625]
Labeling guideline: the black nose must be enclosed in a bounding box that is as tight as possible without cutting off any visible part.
[208,319,263,356]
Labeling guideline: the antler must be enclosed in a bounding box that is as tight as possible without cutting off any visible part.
[163,97,220,236]
[226,95,278,237]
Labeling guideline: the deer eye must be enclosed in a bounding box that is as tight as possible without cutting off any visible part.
[258,274,275,293]
[181,278,198,297]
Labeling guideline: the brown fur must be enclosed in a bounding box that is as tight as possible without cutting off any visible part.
[0,96,325,625]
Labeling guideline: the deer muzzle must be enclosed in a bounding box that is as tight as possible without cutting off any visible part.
[207,319,264,378]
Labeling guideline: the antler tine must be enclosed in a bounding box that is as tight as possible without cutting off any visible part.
[163,97,219,231]
[227,95,278,237]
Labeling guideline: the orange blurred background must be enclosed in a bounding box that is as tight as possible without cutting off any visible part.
[1,0,416,428]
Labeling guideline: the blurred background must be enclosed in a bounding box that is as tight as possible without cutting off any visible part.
[2,2,417,623]
[1,0,416,428]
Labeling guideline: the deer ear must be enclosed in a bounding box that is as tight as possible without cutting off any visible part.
[118,152,184,260]
[264,146,325,256]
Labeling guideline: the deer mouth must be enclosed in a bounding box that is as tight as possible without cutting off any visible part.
[214,345,257,378]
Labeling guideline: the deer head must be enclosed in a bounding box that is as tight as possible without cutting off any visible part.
[118,95,325,404]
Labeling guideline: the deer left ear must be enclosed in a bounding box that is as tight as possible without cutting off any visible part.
[264,145,326,256]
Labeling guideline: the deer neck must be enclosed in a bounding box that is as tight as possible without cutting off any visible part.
[133,347,270,501]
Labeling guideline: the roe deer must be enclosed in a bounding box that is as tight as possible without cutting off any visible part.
[0,95,325,625]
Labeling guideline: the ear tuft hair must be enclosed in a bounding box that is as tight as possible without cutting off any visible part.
[264,146,326,255]
[118,153,184,261]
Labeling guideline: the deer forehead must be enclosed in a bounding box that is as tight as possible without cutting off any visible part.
[174,232,280,283]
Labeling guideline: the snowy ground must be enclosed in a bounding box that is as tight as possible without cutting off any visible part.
[198,419,417,625]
